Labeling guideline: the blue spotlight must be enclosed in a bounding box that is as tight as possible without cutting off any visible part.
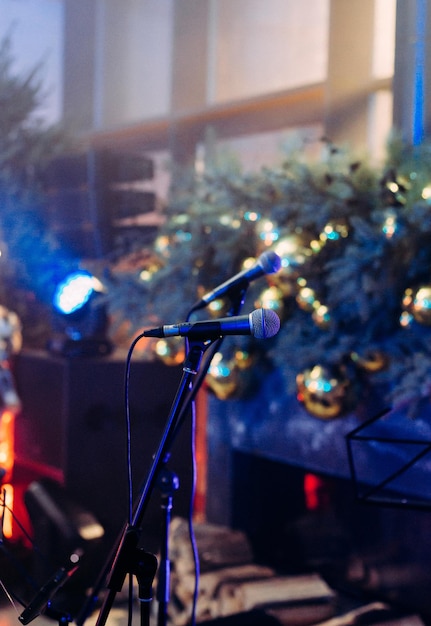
[53,271,100,315]
[49,271,112,357]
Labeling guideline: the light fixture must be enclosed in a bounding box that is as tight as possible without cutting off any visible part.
[48,271,112,357]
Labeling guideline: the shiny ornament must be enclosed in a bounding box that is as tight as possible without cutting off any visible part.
[154,234,172,258]
[402,286,431,325]
[267,272,298,298]
[380,208,401,239]
[296,364,351,419]
[399,310,414,328]
[255,286,285,319]
[273,233,312,276]
[296,286,318,312]
[312,304,331,330]
[153,337,185,366]
[256,219,279,247]
[232,349,254,370]
[206,353,239,400]
[421,184,431,202]
[319,219,349,244]
[350,349,388,373]
[207,298,230,318]
[381,172,410,206]
[0,306,22,358]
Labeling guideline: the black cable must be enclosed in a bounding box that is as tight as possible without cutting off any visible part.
[123,331,147,525]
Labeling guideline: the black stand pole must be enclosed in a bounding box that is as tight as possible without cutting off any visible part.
[156,468,179,626]
[93,339,211,626]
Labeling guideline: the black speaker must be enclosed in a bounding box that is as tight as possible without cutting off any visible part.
[14,350,192,554]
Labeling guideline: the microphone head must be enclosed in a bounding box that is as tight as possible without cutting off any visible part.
[257,250,282,275]
[250,308,280,339]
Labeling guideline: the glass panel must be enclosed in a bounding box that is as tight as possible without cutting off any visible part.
[197,126,324,174]
[0,0,64,124]
[100,0,173,125]
[368,90,394,161]
[372,0,396,79]
[210,0,329,104]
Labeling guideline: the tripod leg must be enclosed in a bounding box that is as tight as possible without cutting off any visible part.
[157,468,179,626]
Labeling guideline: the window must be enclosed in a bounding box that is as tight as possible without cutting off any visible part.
[0,0,64,124]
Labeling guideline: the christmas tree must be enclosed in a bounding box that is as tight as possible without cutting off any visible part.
[0,34,73,346]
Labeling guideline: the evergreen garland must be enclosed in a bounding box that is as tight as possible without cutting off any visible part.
[106,137,431,414]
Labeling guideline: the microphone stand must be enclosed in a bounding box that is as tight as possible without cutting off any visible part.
[78,289,248,626]
[91,338,219,626]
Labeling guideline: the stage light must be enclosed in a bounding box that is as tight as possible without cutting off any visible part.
[49,271,112,357]
[53,271,102,315]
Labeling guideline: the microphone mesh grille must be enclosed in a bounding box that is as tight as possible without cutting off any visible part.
[250,308,280,339]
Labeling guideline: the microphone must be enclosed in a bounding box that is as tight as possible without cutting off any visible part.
[143,308,280,340]
[195,250,281,309]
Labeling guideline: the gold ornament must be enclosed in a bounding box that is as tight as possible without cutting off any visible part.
[153,337,185,366]
[350,349,388,373]
[232,349,254,370]
[255,286,285,319]
[296,364,351,419]
[381,208,400,239]
[257,233,312,297]
[296,286,318,312]
[207,298,230,318]
[402,285,431,325]
[256,219,279,247]
[274,233,311,267]
[154,234,172,258]
[0,306,22,357]
[319,219,349,244]
[206,353,239,400]
[312,304,331,330]
[382,172,410,206]
[267,272,298,298]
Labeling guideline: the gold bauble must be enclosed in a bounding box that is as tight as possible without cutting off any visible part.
[154,234,172,258]
[319,219,349,244]
[274,233,311,267]
[153,337,185,366]
[350,349,388,373]
[207,298,230,318]
[312,304,331,330]
[296,364,350,419]
[0,306,22,356]
[232,349,254,370]
[402,285,431,325]
[267,272,298,298]
[271,234,312,286]
[296,287,318,312]
[256,219,279,247]
[255,286,285,319]
[206,353,239,400]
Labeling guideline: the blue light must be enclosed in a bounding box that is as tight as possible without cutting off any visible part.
[413,0,427,145]
[53,271,96,315]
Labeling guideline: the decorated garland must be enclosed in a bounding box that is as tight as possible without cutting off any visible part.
[106,137,431,418]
